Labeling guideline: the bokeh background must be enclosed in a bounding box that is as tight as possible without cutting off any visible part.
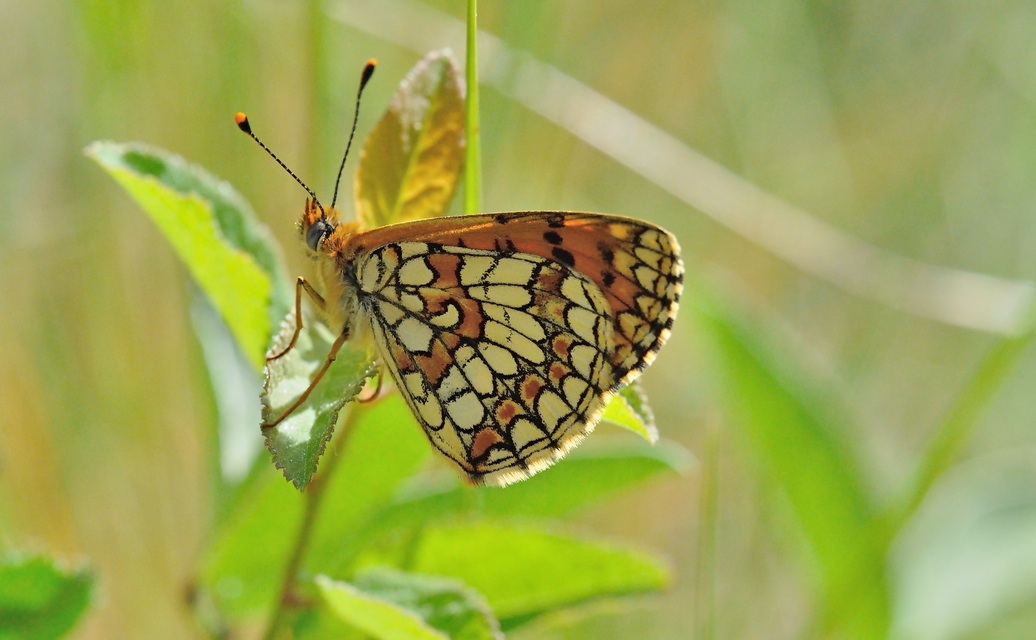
[4,0,1036,638]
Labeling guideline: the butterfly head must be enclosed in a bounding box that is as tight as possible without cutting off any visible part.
[299,198,359,258]
[300,198,335,251]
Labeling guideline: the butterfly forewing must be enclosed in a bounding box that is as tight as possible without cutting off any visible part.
[349,212,682,384]
[342,212,682,486]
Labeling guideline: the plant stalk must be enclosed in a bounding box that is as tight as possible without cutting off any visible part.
[261,408,361,639]
[464,0,482,215]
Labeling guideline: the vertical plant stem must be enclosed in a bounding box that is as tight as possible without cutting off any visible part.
[464,0,482,215]
[261,408,361,640]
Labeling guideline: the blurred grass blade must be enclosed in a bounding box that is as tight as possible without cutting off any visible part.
[261,310,375,489]
[355,521,670,629]
[86,141,291,369]
[355,50,465,228]
[892,451,1036,639]
[315,568,501,640]
[893,328,1036,531]
[694,295,887,639]
[0,554,93,639]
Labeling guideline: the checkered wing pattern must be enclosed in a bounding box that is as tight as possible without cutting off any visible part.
[347,212,682,486]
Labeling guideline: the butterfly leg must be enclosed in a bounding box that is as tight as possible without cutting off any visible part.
[261,329,349,429]
[267,276,327,361]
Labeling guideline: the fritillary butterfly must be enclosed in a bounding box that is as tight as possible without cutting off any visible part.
[281,200,683,486]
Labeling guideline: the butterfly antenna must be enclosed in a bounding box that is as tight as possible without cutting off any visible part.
[234,112,325,216]
[330,59,377,209]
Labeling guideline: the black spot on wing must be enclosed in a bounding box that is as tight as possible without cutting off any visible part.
[551,246,575,268]
[543,230,563,245]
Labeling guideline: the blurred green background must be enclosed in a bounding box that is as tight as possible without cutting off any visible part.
[4,0,1036,638]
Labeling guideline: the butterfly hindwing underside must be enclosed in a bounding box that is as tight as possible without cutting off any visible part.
[330,211,682,486]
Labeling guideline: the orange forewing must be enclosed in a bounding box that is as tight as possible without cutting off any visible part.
[339,211,683,387]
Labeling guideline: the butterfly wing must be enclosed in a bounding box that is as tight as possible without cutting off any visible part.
[354,240,620,486]
[350,212,683,389]
[347,213,682,486]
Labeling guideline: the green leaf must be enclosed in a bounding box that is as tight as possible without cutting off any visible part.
[316,568,501,640]
[354,522,670,628]
[329,439,690,572]
[199,394,429,619]
[0,554,93,640]
[356,49,465,228]
[601,383,658,442]
[892,328,1035,532]
[393,438,689,522]
[290,607,361,640]
[694,294,888,639]
[86,141,291,369]
[262,311,376,489]
[304,395,431,575]
[197,465,303,618]
[315,576,446,640]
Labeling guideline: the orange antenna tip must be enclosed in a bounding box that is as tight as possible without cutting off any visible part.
[235,110,321,207]
[360,60,376,89]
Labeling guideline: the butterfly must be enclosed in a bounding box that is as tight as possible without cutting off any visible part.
[237,60,682,486]
[265,199,683,486]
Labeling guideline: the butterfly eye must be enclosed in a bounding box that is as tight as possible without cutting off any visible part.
[306,218,333,251]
